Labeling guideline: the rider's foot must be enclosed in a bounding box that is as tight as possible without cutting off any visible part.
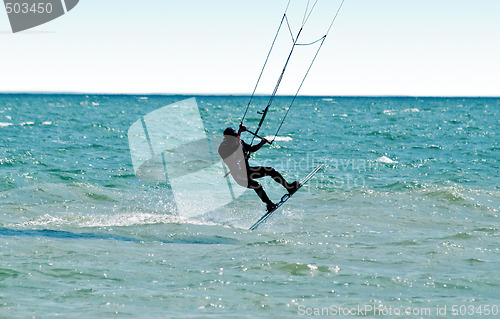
[266,202,277,212]
[286,181,301,195]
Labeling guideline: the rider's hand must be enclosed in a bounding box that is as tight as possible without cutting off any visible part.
[261,137,269,144]
[239,125,247,132]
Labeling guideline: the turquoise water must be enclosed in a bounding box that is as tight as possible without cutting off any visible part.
[1,94,499,318]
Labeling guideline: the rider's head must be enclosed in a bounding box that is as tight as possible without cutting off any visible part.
[223,127,239,138]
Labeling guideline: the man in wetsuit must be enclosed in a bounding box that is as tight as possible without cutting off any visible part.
[218,126,300,212]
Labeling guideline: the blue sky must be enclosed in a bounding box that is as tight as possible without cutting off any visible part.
[1,0,499,96]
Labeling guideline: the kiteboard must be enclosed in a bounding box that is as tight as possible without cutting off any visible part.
[249,164,324,230]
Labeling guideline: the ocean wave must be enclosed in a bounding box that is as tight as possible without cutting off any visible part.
[332,113,348,118]
[375,181,425,191]
[8,212,219,229]
[0,175,16,192]
[424,187,467,202]
[366,130,411,140]
[368,182,499,214]
[0,226,238,245]
[404,108,420,113]
[270,262,340,276]
[0,121,54,127]
[321,98,338,104]
[411,144,442,150]
[443,232,474,240]
[382,108,420,116]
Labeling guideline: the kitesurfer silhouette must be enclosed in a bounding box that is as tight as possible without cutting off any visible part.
[218,125,300,212]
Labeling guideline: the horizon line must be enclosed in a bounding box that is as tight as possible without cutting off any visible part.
[0,91,499,99]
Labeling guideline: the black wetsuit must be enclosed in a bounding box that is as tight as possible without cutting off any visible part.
[218,138,289,205]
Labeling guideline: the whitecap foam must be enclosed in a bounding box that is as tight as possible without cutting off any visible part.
[404,108,420,112]
[0,122,13,127]
[322,98,338,104]
[10,212,219,229]
[266,136,292,142]
[376,156,398,164]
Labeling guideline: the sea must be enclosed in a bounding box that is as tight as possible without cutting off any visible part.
[0,94,499,318]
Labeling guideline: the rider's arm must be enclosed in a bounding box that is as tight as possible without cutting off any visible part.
[245,138,268,153]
